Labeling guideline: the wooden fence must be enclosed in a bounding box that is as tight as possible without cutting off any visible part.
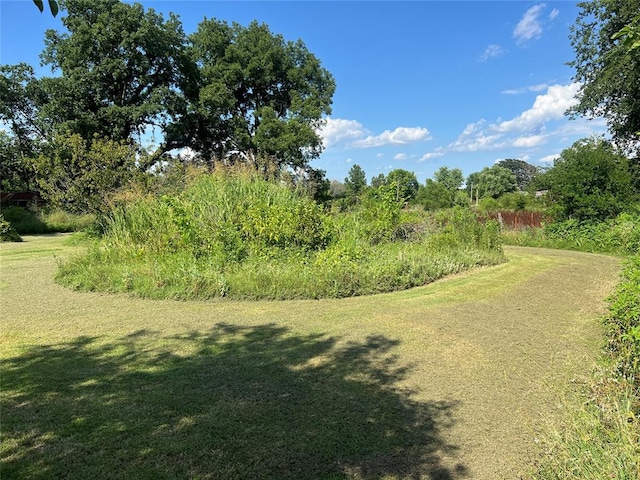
[482,211,547,230]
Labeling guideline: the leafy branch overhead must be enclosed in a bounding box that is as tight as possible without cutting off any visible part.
[33,0,58,17]
[612,13,640,51]
[569,0,640,155]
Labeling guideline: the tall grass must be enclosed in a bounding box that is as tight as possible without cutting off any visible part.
[502,212,640,256]
[57,173,505,300]
[2,205,95,235]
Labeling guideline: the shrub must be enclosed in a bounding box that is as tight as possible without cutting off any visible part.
[604,255,640,384]
[30,134,140,214]
[360,185,402,244]
[0,212,22,242]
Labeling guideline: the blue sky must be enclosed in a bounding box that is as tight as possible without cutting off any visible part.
[1,1,607,183]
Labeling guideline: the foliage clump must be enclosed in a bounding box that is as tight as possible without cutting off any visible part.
[57,172,504,300]
[0,212,22,242]
[503,211,640,256]
[2,205,95,235]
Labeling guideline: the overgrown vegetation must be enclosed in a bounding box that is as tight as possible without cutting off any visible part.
[57,172,504,300]
[1,205,95,235]
[503,212,640,256]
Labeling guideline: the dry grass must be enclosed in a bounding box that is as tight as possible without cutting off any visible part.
[0,235,621,479]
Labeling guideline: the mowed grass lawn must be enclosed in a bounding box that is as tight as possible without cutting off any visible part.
[0,235,621,479]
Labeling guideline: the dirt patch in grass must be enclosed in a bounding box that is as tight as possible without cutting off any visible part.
[0,237,621,479]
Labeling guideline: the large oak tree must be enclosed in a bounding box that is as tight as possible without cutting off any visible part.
[169,19,335,173]
[40,0,187,150]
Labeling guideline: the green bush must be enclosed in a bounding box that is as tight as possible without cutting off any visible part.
[477,197,500,212]
[0,211,22,242]
[360,185,402,244]
[604,255,640,384]
[497,192,529,211]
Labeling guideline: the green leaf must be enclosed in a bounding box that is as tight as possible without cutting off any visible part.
[48,0,58,17]
[611,25,631,40]
[33,0,44,13]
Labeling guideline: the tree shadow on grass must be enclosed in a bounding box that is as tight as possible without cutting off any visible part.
[2,324,466,479]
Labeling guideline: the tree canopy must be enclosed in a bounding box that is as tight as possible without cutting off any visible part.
[419,180,453,211]
[467,166,517,200]
[0,64,48,156]
[495,159,538,191]
[544,137,637,221]
[39,0,187,148]
[172,19,335,172]
[344,164,367,198]
[390,169,419,202]
[3,0,335,177]
[433,166,463,192]
[568,0,640,155]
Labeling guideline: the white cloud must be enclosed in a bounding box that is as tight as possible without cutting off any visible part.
[353,126,431,148]
[539,153,560,163]
[393,153,408,161]
[451,133,506,152]
[480,44,506,62]
[555,117,607,138]
[168,147,197,161]
[376,152,384,158]
[495,83,580,133]
[513,4,546,44]
[512,134,547,147]
[318,118,431,149]
[501,83,550,95]
[446,120,505,152]
[415,83,606,165]
[549,8,559,21]
[318,118,368,148]
[420,147,445,162]
[421,84,587,156]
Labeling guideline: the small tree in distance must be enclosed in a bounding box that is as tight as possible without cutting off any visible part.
[344,164,367,199]
[433,166,464,192]
[496,159,538,191]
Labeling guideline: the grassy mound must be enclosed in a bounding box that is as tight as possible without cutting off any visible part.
[57,173,505,300]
